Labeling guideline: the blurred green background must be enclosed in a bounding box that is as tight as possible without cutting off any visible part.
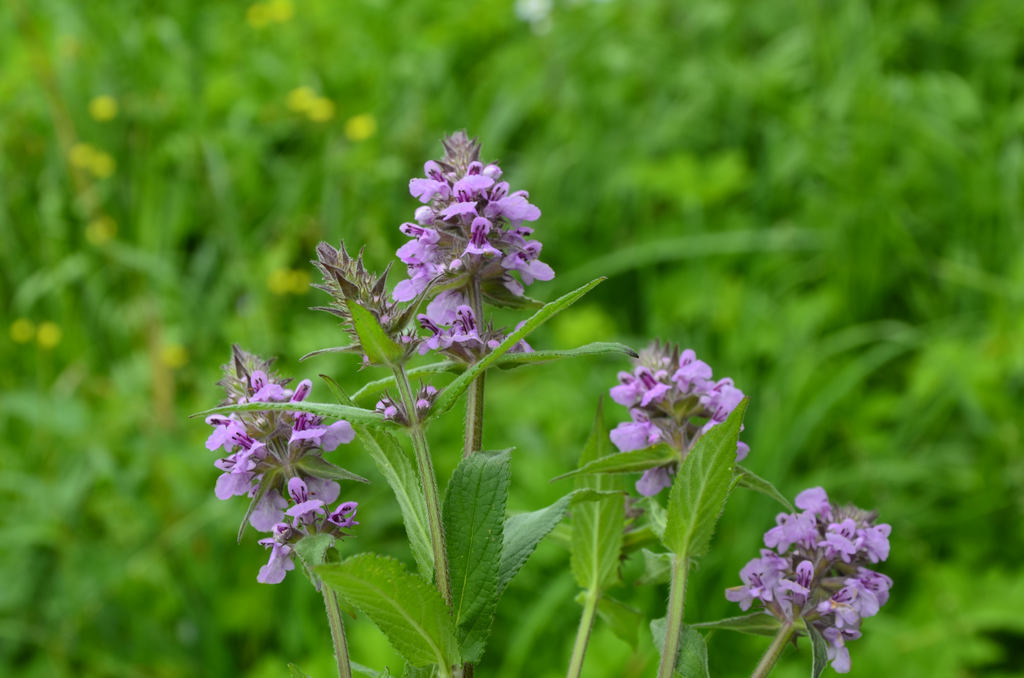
[3,0,1023,676]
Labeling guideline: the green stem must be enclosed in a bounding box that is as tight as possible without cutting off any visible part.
[657,554,689,678]
[750,621,796,678]
[463,279,486,459]
[322,585,353,678]
[393,365,453,608]
[566,588,600,678]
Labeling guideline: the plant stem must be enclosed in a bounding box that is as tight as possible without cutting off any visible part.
[656,554,690,678]
[393,365,453,608]
[566,588,600,678]
[321,585,353,678]
[463,279,486,458]
[750,621,796,678]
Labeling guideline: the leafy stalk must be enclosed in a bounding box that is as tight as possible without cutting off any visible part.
[566,589,599,678]
[750,621,795,678]
[322,585,354,678]
[393,365,453,608]
[656,555,689,678]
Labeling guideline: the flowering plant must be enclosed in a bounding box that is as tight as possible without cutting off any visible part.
[194,132,891,678]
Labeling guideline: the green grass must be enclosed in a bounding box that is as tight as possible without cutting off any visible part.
[2,0,1023,676]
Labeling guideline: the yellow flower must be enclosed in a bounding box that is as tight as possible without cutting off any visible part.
[89,151,116,178]
[160,343,189,369]
[86,216,117,245]
[37,322,62,349]
[69,143,96,168]
[89,95,118,122]
[268,268,293,295]
[68,143,116,178]
[246,3,272,28]
[288,269,311,294]
[265,0,295,22]
[10,318,35,343]
[287,86,317,114]
[344,113,377,141]
[307,97,335,122]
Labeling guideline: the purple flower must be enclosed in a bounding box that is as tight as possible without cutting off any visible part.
[328,501,359,529]
[249,489,288,531]
[392,131,554,329]
[725,487,893,674]
[607,343,749,495]
[285,477,326,525]
[257,523,296,584]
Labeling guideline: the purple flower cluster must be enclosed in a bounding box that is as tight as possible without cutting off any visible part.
[725,487,893,673]
[204,349,360,584]
[608,343,749,496]
[393,131,553,327]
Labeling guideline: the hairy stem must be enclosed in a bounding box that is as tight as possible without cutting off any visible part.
[566,588,600,678]
[322,585,353,678]
[463,279,486,458]
[750,621,796,678]
[657,554,690,678]
[394,365,453,608]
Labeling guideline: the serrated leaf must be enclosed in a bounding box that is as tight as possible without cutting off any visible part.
[499,489,617,595]
[691,612,784,637]
[348,299,403,365]
[807,623,828,678]
[637,548,674,585]
[643,496,668,541]
[650,620,709,678]
[295,455,370,484]
[553,445,678,482]
[571,402,626,591]
[662,400,748,559]
[736,465,795,512]
[432,277,606,417]
[442,450,511,662]
[318,554,459,668]
[193,399,385,427]
[359,428,434,579]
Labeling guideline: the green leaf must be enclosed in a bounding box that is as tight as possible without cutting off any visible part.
[499,489,617,595]
[350,343,633,408]
[571,402,625,591]
[352,362,459,407]
[691,612,784,637]
[442,450,511,663]
[193,399,385,427]
[294,533,336,570]
[401,665,435,678]
[636,548,674,585]
[643,497,668,542]
[650,620,709,678]
[662,400,748,559]
[348,299,404,365]
[288,663,312,678]
[589,593,643,648]
[432,277,606,417]
[736,465,794,512]
[352,662,391,678]
[553,445,678,482]
[807,623,829,678]
[318,553,459,669]
[490,342,638,369]
[319,373,356,406]
[236,467,281,543]
[295,455,370,484]
[359,428,434,579]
